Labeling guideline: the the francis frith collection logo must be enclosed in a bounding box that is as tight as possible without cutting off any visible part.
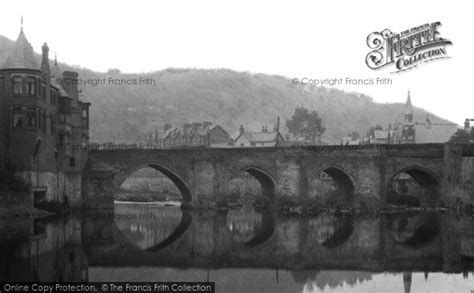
[365,22,452,73]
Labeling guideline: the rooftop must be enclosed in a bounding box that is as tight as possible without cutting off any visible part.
[2,29,40,70]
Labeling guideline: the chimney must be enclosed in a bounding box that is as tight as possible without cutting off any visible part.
[464,119,470,130]
[62,71,79,99]
[239,125,244,134]
[41,43,50,80]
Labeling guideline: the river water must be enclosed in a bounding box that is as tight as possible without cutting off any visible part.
[0,203,473,292]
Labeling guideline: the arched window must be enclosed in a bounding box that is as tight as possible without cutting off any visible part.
[81,108,89,128]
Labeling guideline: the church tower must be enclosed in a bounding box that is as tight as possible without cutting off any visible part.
[401,90,416,143]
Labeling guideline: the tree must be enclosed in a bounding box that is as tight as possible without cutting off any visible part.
[449,129,472,143]
[286,107,325,141]
[349,131,360,140]
[368,124,383,137]
[107,68,122,75]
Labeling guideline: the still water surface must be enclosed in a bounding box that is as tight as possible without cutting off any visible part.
[1,203,472,292]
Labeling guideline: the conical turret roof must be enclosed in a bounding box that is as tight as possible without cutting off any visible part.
[2,29,40,70]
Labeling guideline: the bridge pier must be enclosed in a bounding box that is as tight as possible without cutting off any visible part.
[442,144,472,206]
[82,170,116,209]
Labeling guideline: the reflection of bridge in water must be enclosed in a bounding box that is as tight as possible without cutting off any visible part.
[1,208,473,292]
[82,206,473,273]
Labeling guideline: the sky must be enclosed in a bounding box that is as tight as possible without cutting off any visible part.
[0,0,472,125]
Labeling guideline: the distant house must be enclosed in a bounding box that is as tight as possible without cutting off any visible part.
[233,125,285,147]
[341,136,361,145]
[370,129,400,144]
[362,90,458,144]
[412,122,459,143]
[147,122,231,148]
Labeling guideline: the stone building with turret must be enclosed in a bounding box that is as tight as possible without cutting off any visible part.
[0,24,90,211]
[365,90,458,145]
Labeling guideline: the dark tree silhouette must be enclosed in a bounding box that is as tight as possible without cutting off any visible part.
[449,129,472,143]
[286,107,325,141]
[349,131,360,140]
[368,124,383,137]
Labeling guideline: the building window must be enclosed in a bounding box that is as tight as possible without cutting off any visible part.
[50,114,56,134]
[59,113,65,124]
[66,131,72,155]
[69,157,75,167]
[12,107,23,128]
[26,108,37,128]
[81,134,88,149]
[50,90,57,105]
[81,108,89,128]
[13,77,22,95]
[26,77,36,95]
[41,85,46,102]
[58,130,65,147]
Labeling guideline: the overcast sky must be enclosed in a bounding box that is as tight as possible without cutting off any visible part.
[1,0,472,125]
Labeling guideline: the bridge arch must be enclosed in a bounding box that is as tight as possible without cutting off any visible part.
[230,166,276,198]
[117,162,193,202]
[313,165,355,203]
[387,166,441,205]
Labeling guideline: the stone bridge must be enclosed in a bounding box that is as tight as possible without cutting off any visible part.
[81,144,470,208]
